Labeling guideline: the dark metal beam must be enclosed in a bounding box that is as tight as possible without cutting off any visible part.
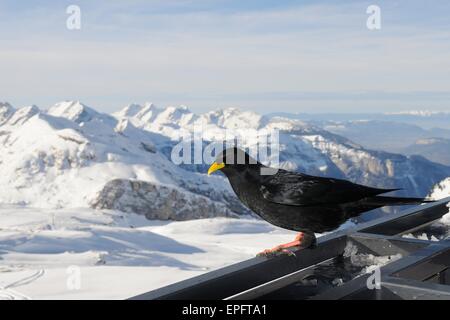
[347,232,432,256]
[130,235,347,300]
[357,200,449,236]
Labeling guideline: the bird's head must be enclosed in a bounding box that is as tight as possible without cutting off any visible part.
[207,147,261,177]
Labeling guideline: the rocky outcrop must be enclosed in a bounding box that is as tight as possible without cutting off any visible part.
[90,179,239,220]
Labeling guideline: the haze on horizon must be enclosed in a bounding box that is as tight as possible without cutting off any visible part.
[1,0,450,114]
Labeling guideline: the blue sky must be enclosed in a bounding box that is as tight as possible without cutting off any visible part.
[1,0,450,114]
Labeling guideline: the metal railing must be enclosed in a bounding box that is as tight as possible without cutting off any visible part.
[129,197,450,300]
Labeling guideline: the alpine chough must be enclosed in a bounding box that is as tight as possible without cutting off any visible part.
[208,147,430,256]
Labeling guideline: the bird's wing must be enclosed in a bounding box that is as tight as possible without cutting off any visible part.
[260,170,398,206]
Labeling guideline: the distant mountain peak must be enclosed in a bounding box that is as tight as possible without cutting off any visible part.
[201,107,263,130]
[154,105,196,125]
[114,103,197,129]
[114,103,144,118]
[47,101,118,129]
[0,102,15,124]
[6,105,40,126]
[139,102,157,113]
[47,100,98,124]
[132,103,160,124]
[385,110,450,117]
[0,101,14,109]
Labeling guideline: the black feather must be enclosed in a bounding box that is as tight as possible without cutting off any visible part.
[260,169,399,206]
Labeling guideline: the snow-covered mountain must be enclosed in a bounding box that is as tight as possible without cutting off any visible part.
[47,100,111,124]
[269,111,450,130]
[320,120,436,151]
[116,103,450,199]
[0,101,246,220]
[1,100,450,221]
[308,118,450,149]
[285,118,450,166]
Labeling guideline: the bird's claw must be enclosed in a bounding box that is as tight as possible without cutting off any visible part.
[256,247,296,258]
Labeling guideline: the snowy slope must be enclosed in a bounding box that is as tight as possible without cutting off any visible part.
[0,205,361,300]
[0,206,299,299]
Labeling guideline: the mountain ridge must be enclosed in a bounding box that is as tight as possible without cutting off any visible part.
[1,100,449,221]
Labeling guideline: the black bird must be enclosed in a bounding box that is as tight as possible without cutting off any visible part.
[208,147,430,256]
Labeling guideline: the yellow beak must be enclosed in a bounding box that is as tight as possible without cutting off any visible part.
[208,162,225,175]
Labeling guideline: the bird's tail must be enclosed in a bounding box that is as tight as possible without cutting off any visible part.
[365,196,434,206]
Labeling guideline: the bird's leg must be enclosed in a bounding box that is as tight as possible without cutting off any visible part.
[257,232,306,257]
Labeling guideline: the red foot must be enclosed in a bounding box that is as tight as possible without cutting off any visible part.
[257,232,304,257]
